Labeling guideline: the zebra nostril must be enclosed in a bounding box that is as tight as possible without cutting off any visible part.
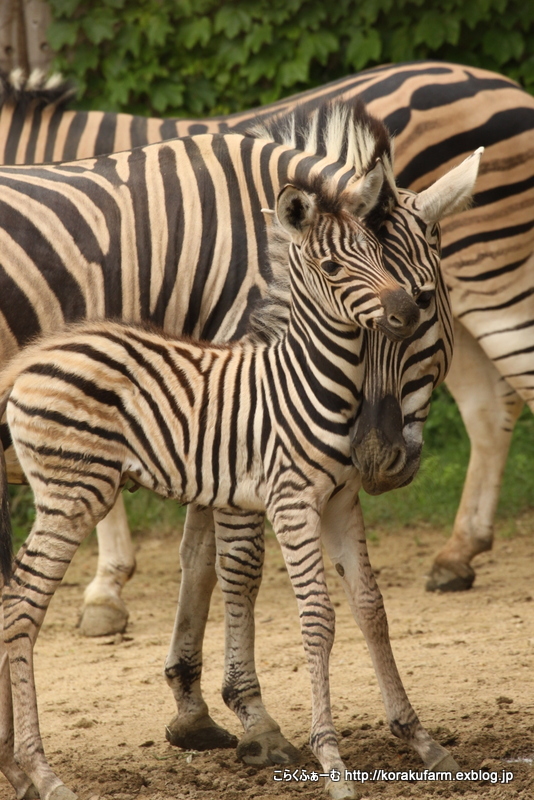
[380,288,420,337]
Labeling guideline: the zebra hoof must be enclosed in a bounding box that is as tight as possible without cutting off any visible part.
[48,786,78,800]
[425,561,475,592]
[428,753,461,775]
[325,777,355,799]
[165,714,238,751]
[78,600,129,637]
[237,730,300,766]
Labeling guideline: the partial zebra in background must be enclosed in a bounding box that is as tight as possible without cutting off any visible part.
[0,150,480,800]
[0,99,481,774]
[2,60,530,598]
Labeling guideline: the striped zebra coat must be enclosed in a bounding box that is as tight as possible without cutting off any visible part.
[2,61,530,596]
[0,93,484,774]
[0,169,481,800]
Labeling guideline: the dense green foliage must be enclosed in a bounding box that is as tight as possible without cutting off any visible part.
[48,0,534,117]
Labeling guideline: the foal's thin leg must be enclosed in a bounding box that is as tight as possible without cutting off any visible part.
[321,479,460,772]
[164,505,238,750]
[3,493,117,800]
[214,509,299,765]
[0,601,38,800]
[272,504,355,800]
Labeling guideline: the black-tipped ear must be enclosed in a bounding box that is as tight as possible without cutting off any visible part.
[276,185,316,241]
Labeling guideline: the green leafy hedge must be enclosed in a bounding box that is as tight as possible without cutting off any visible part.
[48,0,534,117]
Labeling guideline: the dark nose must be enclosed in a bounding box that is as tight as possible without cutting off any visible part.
[378,288,420,340]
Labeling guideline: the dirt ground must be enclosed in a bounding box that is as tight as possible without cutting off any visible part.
[1,512,532,800]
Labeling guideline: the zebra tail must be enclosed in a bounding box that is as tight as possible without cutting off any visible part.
[0,393,13,583]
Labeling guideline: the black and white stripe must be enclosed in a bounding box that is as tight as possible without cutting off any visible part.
[2,61,529,592]
[0,168,478,798]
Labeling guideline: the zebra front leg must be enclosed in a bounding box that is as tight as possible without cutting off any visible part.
[79,494,136,636]
[272,503,354,800]
[214,509,300,766]
[321,479,460,774]
[0,608,39,799]
[164,505,238,751]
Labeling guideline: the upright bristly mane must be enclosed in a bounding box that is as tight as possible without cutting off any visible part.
[0,68,73,110]
[247,98,398,344]
[247,98,398,212]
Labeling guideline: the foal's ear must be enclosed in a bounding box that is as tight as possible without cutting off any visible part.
[276,185,316,242]
[416,147,484,223]
[343,159,385,218]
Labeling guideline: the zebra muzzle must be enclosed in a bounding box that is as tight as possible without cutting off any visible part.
[376,288,420,341]
[351,393,421,495]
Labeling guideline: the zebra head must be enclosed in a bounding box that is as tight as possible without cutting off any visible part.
[275,170,422,339]
[352,147,484,494]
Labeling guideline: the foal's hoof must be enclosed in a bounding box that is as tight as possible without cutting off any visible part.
[325,777,355,799]
[78,600,129,637]
[49,787,78,800]
[428,753,461,775]
[237,730,300,766]
[165,714,238,750]
[425,560,475,593]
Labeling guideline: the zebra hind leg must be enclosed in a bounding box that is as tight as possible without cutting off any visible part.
[214,510,300,766]
[79,494,136,636]
[3,480,121,800]
[164,505,238,751]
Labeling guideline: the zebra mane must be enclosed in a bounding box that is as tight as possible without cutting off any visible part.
[247,98,399,345]
[247,97,398,213]
[0,68,74,110]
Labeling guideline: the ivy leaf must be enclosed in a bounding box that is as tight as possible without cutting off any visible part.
[49,0,84,16]
[180,17,212,49]
[415,11,448,49]
[82,12,117,45]
[346,29,381,70]
[47,20,80,50]
[152,81,184,113]
[214,8,252,38]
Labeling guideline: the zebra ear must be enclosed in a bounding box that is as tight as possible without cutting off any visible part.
[416,147,484,223]
[344,159,385,217]
[276,185,316,241]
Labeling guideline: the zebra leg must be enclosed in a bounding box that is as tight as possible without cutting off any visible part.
[0,603,39,799]
[272,504,354,800]
[79,494,136,636]
[214,510,300,766]
[164,505,238,751]
[427,321,524,591]
[321,479,460,775]
[3,487,121,800]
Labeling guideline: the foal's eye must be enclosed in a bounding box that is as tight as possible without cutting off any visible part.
[415,290,433,309]
[321,260,342,275]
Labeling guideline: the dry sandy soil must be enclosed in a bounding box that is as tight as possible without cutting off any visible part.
[0,513,532,800]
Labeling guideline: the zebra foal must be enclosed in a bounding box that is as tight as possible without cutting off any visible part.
[0,156,481,800]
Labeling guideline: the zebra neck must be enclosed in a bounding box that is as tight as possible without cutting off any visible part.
[278,294,365,421]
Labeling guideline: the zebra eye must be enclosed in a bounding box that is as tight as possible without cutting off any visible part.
[321,260,342,275]
[415,290,433,309]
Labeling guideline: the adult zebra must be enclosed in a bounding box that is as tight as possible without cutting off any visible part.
[0,159,479,800]
[2,60,528,604]
[0,98,481,782]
